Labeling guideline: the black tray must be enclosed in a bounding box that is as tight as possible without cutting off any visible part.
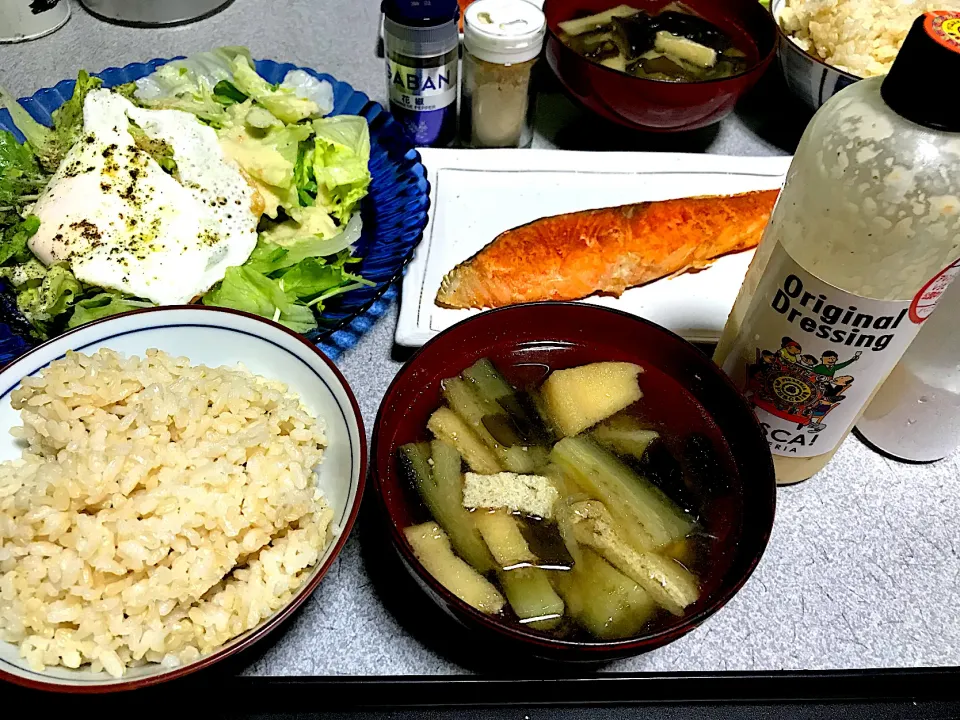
[6,668,960,718]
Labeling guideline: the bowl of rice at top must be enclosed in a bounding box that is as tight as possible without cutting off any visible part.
[770,0,960,108]
[0,306,366,692]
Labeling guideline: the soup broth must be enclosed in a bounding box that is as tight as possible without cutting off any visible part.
[398,356,741,642]
[558,2,754,82]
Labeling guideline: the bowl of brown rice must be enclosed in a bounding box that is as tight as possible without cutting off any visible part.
[0,306,366,692]
[770,0,960,108]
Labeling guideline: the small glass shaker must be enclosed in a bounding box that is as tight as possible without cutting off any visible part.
[461,0,545,149]
[855,272,960,463]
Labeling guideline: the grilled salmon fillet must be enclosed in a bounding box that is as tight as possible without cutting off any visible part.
[435,189,779,309]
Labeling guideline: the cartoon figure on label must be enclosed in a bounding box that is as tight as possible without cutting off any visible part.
[806,375,855,433]
[744,336,861,433]
[812,350,860,378]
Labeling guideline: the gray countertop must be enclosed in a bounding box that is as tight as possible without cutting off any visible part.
[2,0,958,679]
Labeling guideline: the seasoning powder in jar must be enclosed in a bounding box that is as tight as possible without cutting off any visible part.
[461,0,545,148]
[383,0,460,147]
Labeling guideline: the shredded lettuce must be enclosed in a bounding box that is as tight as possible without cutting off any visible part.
[0,71,101,172]
[311,116,371,223]
[229,57,322,124]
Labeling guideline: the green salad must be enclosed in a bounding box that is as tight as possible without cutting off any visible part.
[0,47,373,338]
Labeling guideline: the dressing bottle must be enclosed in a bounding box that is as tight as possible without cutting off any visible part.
[713,11,960,485]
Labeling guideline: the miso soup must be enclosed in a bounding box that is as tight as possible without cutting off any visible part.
[557,3,754,82]
[398,357,741,642]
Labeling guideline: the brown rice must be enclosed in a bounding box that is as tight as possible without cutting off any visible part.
[0,348,333,677]
[777,0,960,77]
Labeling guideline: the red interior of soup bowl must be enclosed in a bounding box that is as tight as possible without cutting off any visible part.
[543,0,778,132]
[373,303,776,660]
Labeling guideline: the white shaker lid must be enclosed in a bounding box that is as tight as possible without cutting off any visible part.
[464,0,547,65]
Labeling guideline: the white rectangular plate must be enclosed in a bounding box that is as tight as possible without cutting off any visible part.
[397,149,791,347]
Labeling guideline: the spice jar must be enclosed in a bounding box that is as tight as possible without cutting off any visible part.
[461,0,545,149]
[383,0,460,148]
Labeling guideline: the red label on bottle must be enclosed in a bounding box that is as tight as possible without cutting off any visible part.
[924,11,960,54]
[909,258,960,324]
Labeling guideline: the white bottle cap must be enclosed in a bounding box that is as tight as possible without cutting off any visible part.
[464,0,547,65]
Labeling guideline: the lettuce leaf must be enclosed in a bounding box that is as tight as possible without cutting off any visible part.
[279,70,334,117]
[0,263,81,336]
[244,106,283,129]
[213,80,248,105]
[230,56,321,124]
[133,49,333,127]
[0,132,48,214]
[203,213,370,329]
[202,265,318,333]
[217,102,312,217]
[246,213,362,274]
[67,292,153,328]
[52,71,101,156]
[259,205,339,247]
[277,258,349,298]
[28,265,81,319]
[294,141,318,206]
[135,47,250,99]
[311,116,371,223]
[279,257,370,308]
[110,81,139,101]
[0,71,101,173]
[0,87,55,170]
[133,47,251,125]
[0,215,40,265]
[127,121,177,174]
[0,257,46,287]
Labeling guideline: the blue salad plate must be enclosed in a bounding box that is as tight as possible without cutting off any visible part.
[0,58,430,364]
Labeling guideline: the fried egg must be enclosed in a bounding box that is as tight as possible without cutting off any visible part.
[28,89,259,305]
